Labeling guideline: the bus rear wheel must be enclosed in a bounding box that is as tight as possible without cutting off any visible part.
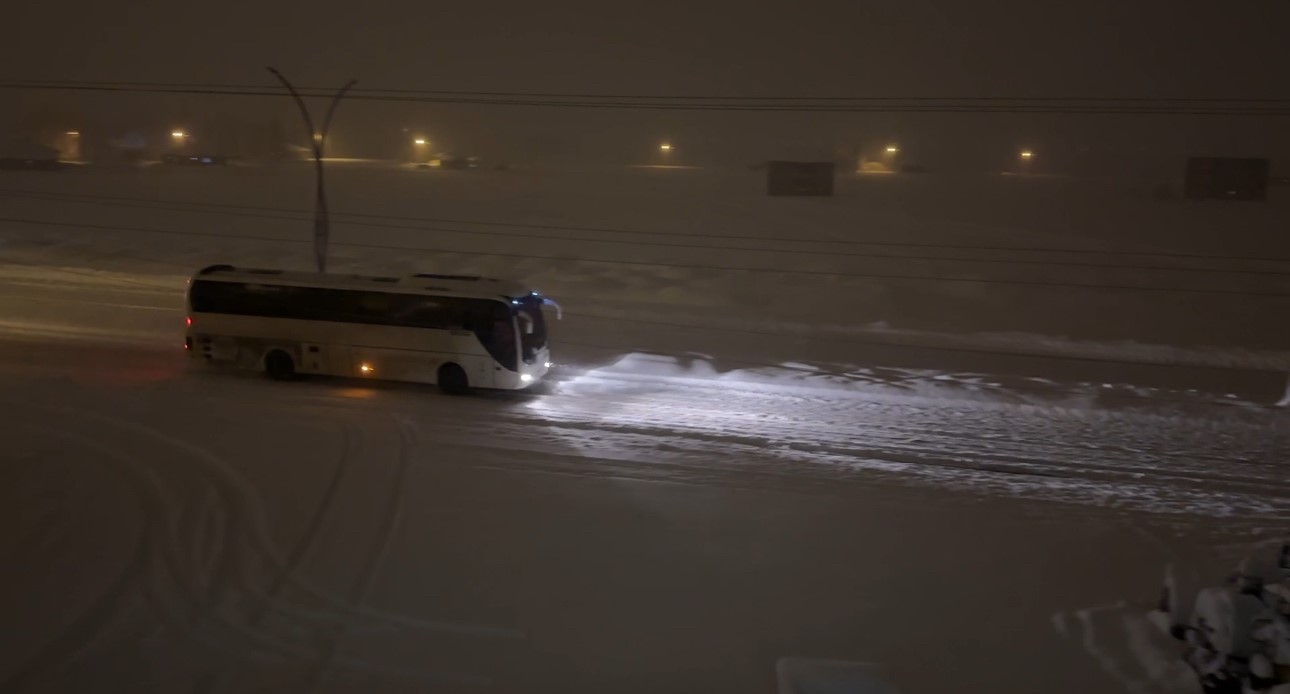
[437,363,469,395]
[265,350,297,381]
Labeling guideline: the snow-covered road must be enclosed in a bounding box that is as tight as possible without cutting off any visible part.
[4,355,1282,693]
[2,165,1288,692]
[0,262,1286,520]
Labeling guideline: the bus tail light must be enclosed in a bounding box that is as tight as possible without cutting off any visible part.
[185,316,192,327]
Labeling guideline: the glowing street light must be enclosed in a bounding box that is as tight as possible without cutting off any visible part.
[885,145,899,154]
[1019,150,1034,159]
[414,138,428,146]
[171,130,187,140]
[66,131,80,136]
[659,142,672,152]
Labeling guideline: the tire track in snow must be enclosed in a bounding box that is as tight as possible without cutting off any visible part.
[350,416,414,605]
[12,400,513,690]
[220,376,1287,517]
[6,419,334,688]
[465,398,1289,515]
[527,411,1288,496]
[202,417,364,694]
[303,415,411,691]
[251,418,364,625]
[303,415,491,690]
[514,421,1287,517]
[11,416,339,674]
[525,375,1290,512]
[59,403,507,638]
[1,424,149,694]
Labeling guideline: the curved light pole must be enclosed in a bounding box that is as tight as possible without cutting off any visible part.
[266,67,357,273]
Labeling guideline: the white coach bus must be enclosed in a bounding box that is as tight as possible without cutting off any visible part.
[184,265,555,393]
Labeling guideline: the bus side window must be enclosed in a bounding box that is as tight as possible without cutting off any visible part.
[440,297,468,330]
[357,292,389,321]
[460,298,497,332]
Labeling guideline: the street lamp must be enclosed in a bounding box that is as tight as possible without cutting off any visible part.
[414,138,428,146]
[171,130,186,140]
[64,131,83,161]
[266,66,358,274]
[885,145,899,154]
[659,142,672,152]
[1019,150,1034,160]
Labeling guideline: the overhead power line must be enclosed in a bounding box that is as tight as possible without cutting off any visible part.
[0,235,1276,381]
[3,188,1289,278]
[5,185,1284,267]
[3,79,1289,103]
[2,80,1288,115]
[1,215,1288,298]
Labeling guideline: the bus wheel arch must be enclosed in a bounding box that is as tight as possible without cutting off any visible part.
[264,349,297,380]
[437,362,470,395]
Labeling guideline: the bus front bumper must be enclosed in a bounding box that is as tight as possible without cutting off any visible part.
[511,351,551,389]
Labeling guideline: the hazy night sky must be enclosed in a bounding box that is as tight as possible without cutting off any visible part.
[4,1,1288,164]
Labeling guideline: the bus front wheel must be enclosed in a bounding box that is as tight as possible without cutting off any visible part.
[265,350,297,381]
[438,363,469,395]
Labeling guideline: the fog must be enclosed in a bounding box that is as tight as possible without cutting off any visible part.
[2,2,1288,693]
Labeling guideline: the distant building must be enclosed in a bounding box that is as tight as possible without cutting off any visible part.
[0,138,63,170]
[767,161,835,196]
[1184,157,1271,201]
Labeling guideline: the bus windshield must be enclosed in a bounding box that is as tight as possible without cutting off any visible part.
[514,294,548,363]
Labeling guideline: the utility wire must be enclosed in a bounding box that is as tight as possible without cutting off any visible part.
[2,239,1277,379]
[5,187,1288,267]
[2,81,1288,115]
[0,218,1279,376]
[3,79,1288,104]
[2,215,1288,297]
[3,189,1288,277]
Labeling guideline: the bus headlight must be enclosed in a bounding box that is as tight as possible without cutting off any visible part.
[544,361,551,368]
[520,374,534,383]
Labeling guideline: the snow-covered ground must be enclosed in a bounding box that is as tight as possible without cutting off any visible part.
[1,164,1287,693]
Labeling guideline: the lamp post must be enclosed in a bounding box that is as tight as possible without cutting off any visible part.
[65,131,81,161]
[658,142,674,165]
[1018,149,1034,174]
[267,67,357,274]
[883,144,900,172]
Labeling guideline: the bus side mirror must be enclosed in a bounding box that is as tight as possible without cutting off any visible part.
[542,298,563,320]
[517,313,534,335]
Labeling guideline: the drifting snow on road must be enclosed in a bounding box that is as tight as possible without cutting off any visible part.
[0,260,1284,519]
[529,354,1290,518]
